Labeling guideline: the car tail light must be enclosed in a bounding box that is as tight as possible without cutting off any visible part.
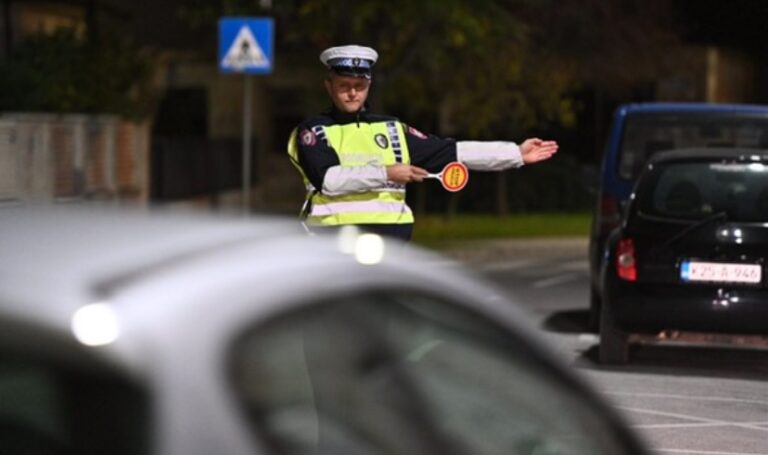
[599,194,621,236]
[616,237,637,281]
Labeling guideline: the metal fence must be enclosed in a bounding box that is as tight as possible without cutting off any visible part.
[0,113,150,205]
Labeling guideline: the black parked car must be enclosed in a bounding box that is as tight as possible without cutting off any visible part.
[599,149,768,364]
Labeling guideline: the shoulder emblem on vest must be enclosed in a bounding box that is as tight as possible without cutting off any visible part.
[300,128,316,146]
[407,125,428,139]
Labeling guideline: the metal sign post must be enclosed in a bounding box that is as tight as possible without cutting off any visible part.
[242,74,253,211]
[218,17,274,213]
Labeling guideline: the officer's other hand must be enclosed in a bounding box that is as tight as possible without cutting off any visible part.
[521,138,558,164]
[386,164,429,183]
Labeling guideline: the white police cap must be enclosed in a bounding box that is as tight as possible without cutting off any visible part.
[320,45,378,79]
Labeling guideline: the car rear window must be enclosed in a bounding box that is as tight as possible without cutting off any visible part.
[619,114,768,179]
[635,160,768,222]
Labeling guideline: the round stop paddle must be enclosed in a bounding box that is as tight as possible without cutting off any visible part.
[426,161,469,192]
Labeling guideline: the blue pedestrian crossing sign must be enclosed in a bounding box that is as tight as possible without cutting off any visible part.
[219,17,274,74]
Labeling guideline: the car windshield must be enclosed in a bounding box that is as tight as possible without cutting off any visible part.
[635,160,768,222]
[619,113,768,179]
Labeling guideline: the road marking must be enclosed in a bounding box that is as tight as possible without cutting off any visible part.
[558,259,588,271]
[617,406,768,432]
[477,257,587,276]
[479,259,535,272]
[639,421,768,429]
[656,449,768,455]
[605,391,768,408]
[532,272,580,288]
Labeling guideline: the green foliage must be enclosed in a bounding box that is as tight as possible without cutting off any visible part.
[178,0,677,139]
[178,0,578,137]
[0,29,155,118]
[528,0,680,92]
[280,0,575,137]
[181,0,675,139]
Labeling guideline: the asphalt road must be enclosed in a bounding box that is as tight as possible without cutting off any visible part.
[444,238,768,455]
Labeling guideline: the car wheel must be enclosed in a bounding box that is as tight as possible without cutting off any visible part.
[599,303,629,365]
[588,287,602,333]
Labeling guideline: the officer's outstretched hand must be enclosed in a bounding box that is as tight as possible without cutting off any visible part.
[521,138,558,164]
[387,164,429,183]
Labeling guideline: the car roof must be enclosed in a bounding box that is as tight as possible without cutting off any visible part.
[0,206,298,298]
[647,148,768,165]
[0,207,535,371]
[620,102,768,114]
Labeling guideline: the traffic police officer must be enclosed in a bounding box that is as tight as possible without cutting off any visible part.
[288,45,558,241]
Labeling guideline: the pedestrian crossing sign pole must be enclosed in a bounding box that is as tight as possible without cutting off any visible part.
[219,17,274,213]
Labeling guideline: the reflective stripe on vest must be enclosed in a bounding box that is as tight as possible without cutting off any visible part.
[311,200,413,216]
[307,183,405,194]
[311,125,327,144]
[307,192,413,225]
[386,121,403,163]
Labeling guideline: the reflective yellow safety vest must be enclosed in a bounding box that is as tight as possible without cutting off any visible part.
[288,120,414,225]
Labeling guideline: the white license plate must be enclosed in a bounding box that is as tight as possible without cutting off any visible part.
[680,260,762,284]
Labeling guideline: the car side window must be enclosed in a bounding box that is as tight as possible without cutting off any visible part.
[228,292,630,455]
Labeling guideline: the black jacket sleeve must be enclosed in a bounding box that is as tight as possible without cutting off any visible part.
[294,120,340,191]
[402,123,458,173]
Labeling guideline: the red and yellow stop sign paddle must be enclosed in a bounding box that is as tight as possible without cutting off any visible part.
[427,161,469,192]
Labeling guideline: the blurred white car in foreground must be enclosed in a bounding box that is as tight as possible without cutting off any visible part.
[0,207,648,455]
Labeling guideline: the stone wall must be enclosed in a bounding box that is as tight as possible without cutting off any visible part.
[0,113,150,205]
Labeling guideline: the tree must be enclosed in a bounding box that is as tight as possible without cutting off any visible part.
[180,0,578,138]
[524,0,681,163]
[526,0,680,92]
[180,0,682,137]
[0,29,155,118]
